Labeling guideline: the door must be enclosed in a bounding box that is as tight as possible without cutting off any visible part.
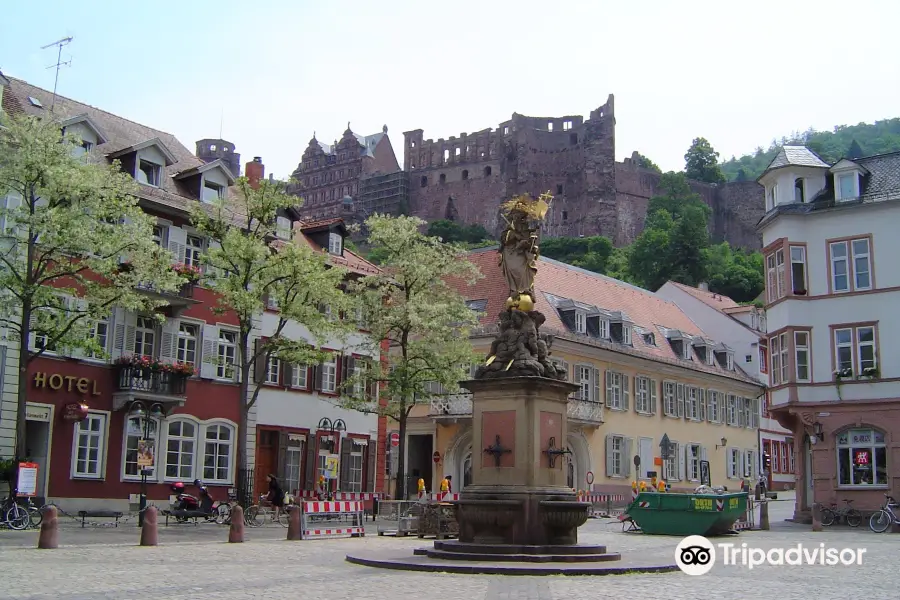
[24,420,50,499]
[255,429,278,501]
[638,437,653,478]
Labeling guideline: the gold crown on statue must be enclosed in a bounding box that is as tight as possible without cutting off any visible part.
[500,192,553,221]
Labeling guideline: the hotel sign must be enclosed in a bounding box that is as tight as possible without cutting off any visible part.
[33,372,101,396]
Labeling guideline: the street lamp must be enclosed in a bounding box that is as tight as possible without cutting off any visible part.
[316,417,346,497]
[813,421,825,443]
[130,401,165,527]
[716,437,728,450]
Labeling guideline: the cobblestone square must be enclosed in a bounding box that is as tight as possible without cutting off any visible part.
[0,498,892,600]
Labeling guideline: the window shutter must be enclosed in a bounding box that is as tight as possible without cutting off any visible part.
[676,384,685,418]
[337,354,347,389]
[339,437,352,491]
[167,226,188,264]
[573,366,584,400]
[277,431,289,484]
[698,389,707,422]
[649,379,658,415]
[558,359,569,380]
[346,356,356,395]
[605,370,613,407]
[313,363,323,391]
[676,443,684,481]
[199,324,219,379]
[622,376,630,411]
[605,434,614,477]
[727,448,735,479]
[366,440,377,492]
[591,367,601,404]
[624,437,633,478]
[701,445,708,472]
[253,338,268,383]
[737,400,746,428]
[751,398,760,429]
[159,319,179,361]
[303,437,318,490]
[112,309,137,358]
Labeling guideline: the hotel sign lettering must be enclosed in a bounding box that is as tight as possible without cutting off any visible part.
[33,372,101,396]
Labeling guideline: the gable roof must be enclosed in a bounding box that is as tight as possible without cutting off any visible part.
[667,281,740,310]
[454,248,760,385]
[173,158,236,184]
[59,113,108,144]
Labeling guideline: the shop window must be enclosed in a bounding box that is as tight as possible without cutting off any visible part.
[837,429,887,487]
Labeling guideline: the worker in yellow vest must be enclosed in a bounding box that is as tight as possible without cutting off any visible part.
[439,475,450,501]
[417,478,426,499]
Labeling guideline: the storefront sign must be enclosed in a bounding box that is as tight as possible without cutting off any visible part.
[62,403,89,422]
[33,372,101,395]
[137,439,155,468]
[25,404,51,422]
[17,463,39,497]
[854,450,870,465]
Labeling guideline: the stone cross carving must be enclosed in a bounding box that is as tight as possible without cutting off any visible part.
[543,436,571,468]
[483,434,512,467]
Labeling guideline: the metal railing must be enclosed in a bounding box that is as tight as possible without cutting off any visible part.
[116,367,188,395]
[135,281,195,298]
[427,393,602,424]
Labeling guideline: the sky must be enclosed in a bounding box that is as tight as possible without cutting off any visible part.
[3,0,899,180]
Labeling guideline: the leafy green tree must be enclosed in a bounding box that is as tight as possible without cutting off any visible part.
[0,114,182,480]
[426,219,492,245]
[735,169,748,182]
[703,243,764,303]
[634,152,662,173]
[340,215,481,499]
[540,236,614,274]
[684,137,726,184]
[191,178,352,493]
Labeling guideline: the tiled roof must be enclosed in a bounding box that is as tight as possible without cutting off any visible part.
[761,145,830,176]
[299,217,345,230]
[668,281,740,310]
[454,248,760,385]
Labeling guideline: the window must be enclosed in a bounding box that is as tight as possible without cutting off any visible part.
[563,120,573,131]
[151,224,165,247]
[622,325,632,345]
[87,316,109,359]
[328,232,342,255]
[421,175,428,187]
[790,246,806,294]
[759,345,768,373]
[794,178,804,203]
[852,239,871,290]
[663,381,678,417]
[744,450,758,478]
[462,170,469,180]
[766,185,777,210]
[834,328,853,375]
[320,355,337,393]
[605,371,629,410]
[124,416,158,478]
[216,330,237,380]
[686,387,700,420]
[503,126,509,135]
[635,376,657,415]
[439,173,446,184]
[185,235,203,268]
[794,331,810,381]
[165,420,196,479]
[484,166,492,177]
[291,364,308,388]
[137,160,160,186]
[346,441,364,492]
[176,322,198,366]
[605,434,630,477]
[574,311,586,334]
[284,439,305,494]
[72,413,106,478]
[778,332,788,384]
[686,444,701,481]
[726,394,738,426]
[747,398,759,429]
[134,316,156,356]
[766,249,786,302]
[203,424,233,482]
[838,173,856,200]
[707,390,722,423]
[727,448,741,479]
[665,441,681,481]
[265,356,281,385]
[202,180,224,203]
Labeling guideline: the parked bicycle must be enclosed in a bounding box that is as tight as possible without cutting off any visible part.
[1,496,29,530]
[821,498,862,527]
[869,494,899,533]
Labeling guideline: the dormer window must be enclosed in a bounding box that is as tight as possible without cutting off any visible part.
[838,173,856,200]
[138,160,161,186]
[643,332,655,346]
[276,216,292,240]
[328,232,343,255]
[574,311,587,334]
[202,180,224,203]
[794,178,804,203]
[682,340,692,360]
[585,315,608,338]
[714,349,734,370]
[766,185,777,210]
[695,346,708,364]
[609,320,632,345]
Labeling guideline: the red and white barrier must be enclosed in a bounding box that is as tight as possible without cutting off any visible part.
[302,501,363,514]
[303,526,364,536]
[580,494,627,503]
[429,492,460,501]
[300,500,365,540]
[294,491,383,501]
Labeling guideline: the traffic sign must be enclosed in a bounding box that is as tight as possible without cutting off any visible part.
[390,432,400,447]
[432,451,441,464]
[586,471,594,485]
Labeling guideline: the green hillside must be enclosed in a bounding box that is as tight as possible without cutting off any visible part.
[721,118,900,182]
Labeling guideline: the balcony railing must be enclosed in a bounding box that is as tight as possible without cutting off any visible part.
[567,398,603,424]
[116,366,188,396]
[135,281,195,299]
[428,393,603,425]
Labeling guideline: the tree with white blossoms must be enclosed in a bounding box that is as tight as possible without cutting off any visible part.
[0,114,182,491]
[340,215,482,499]
[191,177,353,501]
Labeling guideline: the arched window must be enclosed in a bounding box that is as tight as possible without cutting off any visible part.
[439,173,446,184]
[166,419,197,479]
[794,178,805,203]
[462,170,469,180]
[836,428,887,486]
[421,175,428,187]
[484,166,492,177]
[204,423,234,482]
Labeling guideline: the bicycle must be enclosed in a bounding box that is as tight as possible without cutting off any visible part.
[245,494,291,527]
[821,498,862,527]
[869,494,899,533]
[0,496,29,530]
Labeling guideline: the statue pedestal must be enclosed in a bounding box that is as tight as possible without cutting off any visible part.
[455,377,589,546]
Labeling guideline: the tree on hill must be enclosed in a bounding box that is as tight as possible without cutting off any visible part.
[684,137,726,184]
[847,139,864,159]
[703,242,765,302]
[735,169,749,182]
[0,113,183,490]
[426,219,492,246]
[540,236,614,274]
[634,152,662,173]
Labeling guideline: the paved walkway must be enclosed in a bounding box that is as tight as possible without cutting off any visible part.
[0,496,894,600]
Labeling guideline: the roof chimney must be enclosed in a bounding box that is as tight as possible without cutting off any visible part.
[246,156,264,189]
[698,282,709,292]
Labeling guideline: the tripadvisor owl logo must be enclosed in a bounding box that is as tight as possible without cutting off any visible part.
[675,535,716,576]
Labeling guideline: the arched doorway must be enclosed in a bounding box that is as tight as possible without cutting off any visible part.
[566,446,576,489]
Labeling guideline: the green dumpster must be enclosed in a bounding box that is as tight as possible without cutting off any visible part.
[624,492,748,536]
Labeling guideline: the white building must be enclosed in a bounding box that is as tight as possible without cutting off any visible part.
[250,218,384,500]
[757,146,900,521]
[657,281,795,490]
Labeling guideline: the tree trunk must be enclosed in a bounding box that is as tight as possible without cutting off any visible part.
[236,330,252,506]
[394,401,408,500]
[11,302,32,500]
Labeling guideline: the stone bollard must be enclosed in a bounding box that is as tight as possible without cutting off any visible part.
[140,506,158,546]
[758,500,770,530]
[287,506,302,540]
[229,505,244,543]
[37,505,59,549]
[811,504,822,532]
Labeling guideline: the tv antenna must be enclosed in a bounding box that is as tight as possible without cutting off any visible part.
[41,36,74,112]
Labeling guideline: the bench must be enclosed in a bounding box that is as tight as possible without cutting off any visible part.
[163,509,210,526]
[77,510,123,528]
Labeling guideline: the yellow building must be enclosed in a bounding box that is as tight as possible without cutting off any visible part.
[395,250,764,500]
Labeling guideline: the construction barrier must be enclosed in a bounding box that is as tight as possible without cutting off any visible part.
[376,500,422,537]
[300,501,365,540]
[577,491,628,517]
[429,492,460,502]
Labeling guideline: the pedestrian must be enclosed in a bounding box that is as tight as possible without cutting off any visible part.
[266,474,285,522]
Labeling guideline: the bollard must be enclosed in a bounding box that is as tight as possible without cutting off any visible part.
[229,505,245,543]
[287,506,302,540]
[811,503,822,532]
[139,506,158,546]
[37,505,59,549]
[758,500,770,530]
